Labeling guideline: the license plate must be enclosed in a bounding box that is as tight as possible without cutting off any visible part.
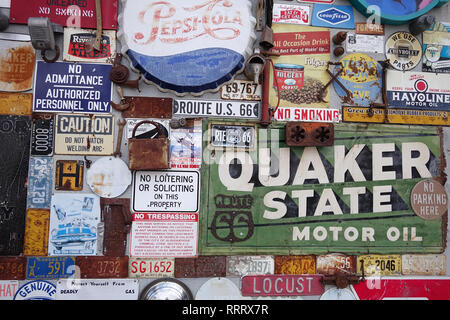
[316,254,356,275]
[75,256,129,278]
[0,257,26,280]
[357,255,402,276]
[220,80,262,101]
[26,256,75,279]
[0,92,32,115]
[23,209,50,256]
[402,254,446,275]
[31,117,54,156]
[226,256,274,277]
[241,274,325,296]
[174,256,226,278]
[209,122,257,150]
[55,160,84,191]
[128,257,175,278]
[26,157,53,209]
[274,255,316,274]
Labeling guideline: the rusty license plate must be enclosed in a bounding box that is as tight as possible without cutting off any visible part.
[23,209,50,256]
[274,255,316,275]
[75,256,129,278]
[55,160,84,191]
[128,257,175,278]
[241,274,325,296]
[0,257,27,280]
[402,254,446,275]
[226,256,274,277]
[174,256,226,278]
[122,97,173,119]
[220,80,262,101]
[285,122,334,146]
[358,255,402,276]
[0,92,32,115]
[316,254,356,275]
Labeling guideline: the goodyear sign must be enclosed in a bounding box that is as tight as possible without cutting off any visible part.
[200,122,445,255]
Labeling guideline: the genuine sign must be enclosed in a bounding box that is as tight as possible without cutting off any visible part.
[200,121,445,255]
[33,61,112,114]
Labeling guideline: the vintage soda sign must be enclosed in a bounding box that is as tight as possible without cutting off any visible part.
[33,61,112,114]
[199,121,445,255]
[272,3,311,25]
[0,40,35,92]
[119,0,256,95]
[9,0,118,29]
[26,157,52,209]
[386,70,450,111]
[311,4,354,29]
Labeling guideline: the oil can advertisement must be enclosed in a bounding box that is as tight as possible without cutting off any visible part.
[200,121,445,255]
[49,193,100,256]
[422,21,450,73]
[386,70,450,111]
[269,25,330,121]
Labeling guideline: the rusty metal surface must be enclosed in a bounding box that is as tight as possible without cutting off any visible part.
[23,209,50,256]
[0,93,32,115]
[274,255,316,274]
[100,198,131,256]
[0,257,26,280]
[174,256,226,278]
[75,256,129,278]
[54,160,84,191]
[316,254,357,276]
[0,41,35,92]
[285,122,334,146]
[402,254,446,275]
[122,97,173,119]
[321,272,363,289]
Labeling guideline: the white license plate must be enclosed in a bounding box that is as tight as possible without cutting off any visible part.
[220,80,262,101]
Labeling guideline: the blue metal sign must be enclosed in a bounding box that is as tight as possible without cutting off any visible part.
[26,156,53,209]
[312,4,355,29]
[33,61,112,114]
[26,257,75,280]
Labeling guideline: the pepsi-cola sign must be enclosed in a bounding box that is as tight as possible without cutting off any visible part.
[119,0,256,95]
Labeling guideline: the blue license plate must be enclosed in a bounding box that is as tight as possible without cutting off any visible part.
[27,156,53,209]
[26,257,75,279]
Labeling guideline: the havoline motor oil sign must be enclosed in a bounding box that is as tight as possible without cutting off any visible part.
[199,122,446,255]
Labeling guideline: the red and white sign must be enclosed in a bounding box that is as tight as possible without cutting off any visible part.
[0,281,18,300]
[272,4,311,25]
[241,275,325,296]
[130,213,198,257]
[351,277,450,300]
[274,106,341,122]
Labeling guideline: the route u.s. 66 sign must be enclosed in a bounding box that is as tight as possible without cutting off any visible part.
[199,122,446,255]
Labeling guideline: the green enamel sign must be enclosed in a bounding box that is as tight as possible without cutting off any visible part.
[200,122,446,255]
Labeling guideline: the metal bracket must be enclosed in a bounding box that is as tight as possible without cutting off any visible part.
[285,122,334,147]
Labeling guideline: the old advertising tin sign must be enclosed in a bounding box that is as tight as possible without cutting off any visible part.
[208,122,257,151]
[220,80,262,101]
[311,4,354,29]
[129,257,175,278]
[387,70,450,111]
[56,279,138,300]
[174,99,260,119]
[23,209,50,256]
[49,193,100,256]
[226,256,274,277]
[355,22,385,35]
[9,0,118,29]
[170,119,202,170]
[423,21,450,73]
[241,274,325,296]
[0,115,31,255]
[55,160,84,191]
[269,25,330,115]
[357,255,402,276]
[26,256,75,280]
[31,117,54,156]
[174,256,226,278]
[345,34,384,54]
[54,114,114,155]
[334,53,383,106]
[0,281,18,300]
[130,212,199,257]
[274,255,316,274]
[0,40,35,92]
[0,92,32,116]
[119,0,256,95]
[274,107,341,122]
[27,157,53,209]
[13,280,56,300]
[63,28,116,63]
[272,3,311,25]
[351,277,450,300]
[132,170,199,213]
[199,121,445,255]
[75,256,129,278]
[0,257,26,280]
[33,61,112,114]
[385,32,422,71]
[402,254,446,275]
[410,179,448,220]
[316,253,357,275]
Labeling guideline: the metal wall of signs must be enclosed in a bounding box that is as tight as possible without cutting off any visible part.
[0,0,449,303]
